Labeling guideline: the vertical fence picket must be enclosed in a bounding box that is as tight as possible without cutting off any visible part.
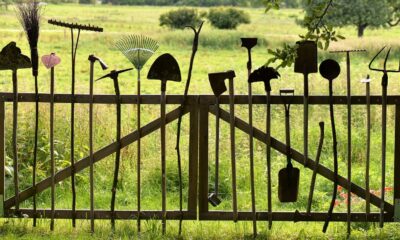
[0,101,4,217]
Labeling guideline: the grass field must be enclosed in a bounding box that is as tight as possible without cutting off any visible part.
[0,3,400,239]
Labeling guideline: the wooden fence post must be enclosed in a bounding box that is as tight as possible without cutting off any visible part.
[198,102,209,218]
[0,101,5,217]
[394,105,400,222]
[188,100,199,216]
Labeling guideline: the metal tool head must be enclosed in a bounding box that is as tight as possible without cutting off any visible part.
[319,59,341,81]
[208,70,236,97]
[294,40,318,74]
[0,42,31,71]
[248,66,280,92]
[147,53,181,82]
[369,46,400,73]
[41,53,61,69]
[241,38,258,50]
[97,68,133,81]
[361,75,371,84]
[88,54,108,70]
[48,19,103,32]
[208,192,221,207]
[278,166,300,203]
[330,49,366,54]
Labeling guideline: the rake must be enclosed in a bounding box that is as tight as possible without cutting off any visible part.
[114,34,158,232]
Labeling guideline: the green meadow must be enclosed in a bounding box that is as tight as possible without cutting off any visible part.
[0,4,400,239]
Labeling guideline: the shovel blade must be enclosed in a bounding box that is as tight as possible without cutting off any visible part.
[278,167,300,203]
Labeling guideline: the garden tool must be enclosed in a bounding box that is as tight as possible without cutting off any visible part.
[241,37,258,237]
[249,66,280,229]
[294,122,324,222]
[97,68,133,231]
[88,55,108,233]
[17,2,41,226]
[330,49,366,237]
[0,42,31,217]
[361,75,371,217]
[294,40,318,168]
[208,70,238,222]
[115,35,158,233]
[369,47,400,228]
[175,22,203,234]
[48,19,103,227]
[148,54,182,235]
[319,59,341,233]
[42,53,61,231]
[207,94,221,208]
[278,89,299,203]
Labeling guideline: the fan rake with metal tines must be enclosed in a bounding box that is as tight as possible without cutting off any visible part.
[114,34,158,233]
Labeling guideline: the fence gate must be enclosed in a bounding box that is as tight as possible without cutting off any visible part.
[0,93,400,225]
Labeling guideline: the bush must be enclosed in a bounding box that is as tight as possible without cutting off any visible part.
[207,8,250,29]
[159,8,202,29]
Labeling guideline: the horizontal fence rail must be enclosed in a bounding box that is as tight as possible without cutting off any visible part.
[0,93,399,227]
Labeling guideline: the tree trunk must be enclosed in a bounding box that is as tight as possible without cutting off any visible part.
[357,24,367,38]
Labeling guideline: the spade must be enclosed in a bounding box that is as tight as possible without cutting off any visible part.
[278,89,299,203]
[148,54,182,235]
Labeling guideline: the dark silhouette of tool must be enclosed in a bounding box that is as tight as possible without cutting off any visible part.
[249,65,279,229]
[42,53,61,231]
[278,89,299,203]
[241,37,258,237]
[0,42,31,218]
[208,70,238,222]
[88,55,107,233]
[361,75,371,219]
[148,53,182,235]
[319,59,341,233]
[294,40,318,168]
[369,47,400,228]
[97,68,133,232]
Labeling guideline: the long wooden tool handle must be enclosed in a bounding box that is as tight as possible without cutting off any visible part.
[161,82,167,235]
[323,81,338,233]
[266,91,272,229]
[89,63,95,233]
[229,77,237,222]
[12,70,19,215]
[346,52,352,237]
[110,80,121,231]
[365,83,371,215]
[380,86,387,228]
[215,97,220,196]
[137,70,142,233]
[33,75,39,227]
[307,122,324,214]
[50,67,56,231]
[303,74,309,167]
[248,82,257,236]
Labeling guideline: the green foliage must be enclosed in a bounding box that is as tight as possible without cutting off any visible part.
[159,8,202,29]
[206,7,250,29]
[301,0,400,37]
[264,0,344,69]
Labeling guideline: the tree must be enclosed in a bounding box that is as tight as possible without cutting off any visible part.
[301,0,400,37]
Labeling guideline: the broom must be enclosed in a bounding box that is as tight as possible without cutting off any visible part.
[114,35,158,232]
[16,0,41,227]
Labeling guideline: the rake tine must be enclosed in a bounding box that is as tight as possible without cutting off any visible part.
[369,46,386,72]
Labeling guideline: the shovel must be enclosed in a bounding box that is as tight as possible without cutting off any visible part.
[319,59,341,233]
[208,70,237,222]
[42,53,61,230]
[249,66,280,228]
[88,55,107,233]
[148,54,182,235]
[97,68,133,231]
[278,89,299,203]
[241,37,258,237]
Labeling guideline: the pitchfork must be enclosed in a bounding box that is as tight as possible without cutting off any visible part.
[368,46,400,228]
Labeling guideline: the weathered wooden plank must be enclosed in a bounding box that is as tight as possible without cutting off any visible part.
[2,93,400,105]
[4,107,189,209]
[394,105,400,221]
[188,99,199,214]
[211,106,395,214]
[198,105,209,215]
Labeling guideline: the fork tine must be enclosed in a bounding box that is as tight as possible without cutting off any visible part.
[384,48,391,71]
[369,46,386,72]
